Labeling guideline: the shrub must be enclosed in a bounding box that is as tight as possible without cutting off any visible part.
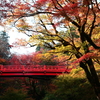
[0,87,27,100]
[43,68,97,100]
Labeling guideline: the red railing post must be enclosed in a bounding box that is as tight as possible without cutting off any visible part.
[44,65,46,74]
[0,65,3,74]
[0,65,1,69]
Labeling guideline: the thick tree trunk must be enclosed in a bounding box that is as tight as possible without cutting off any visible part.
[97,93,100,100]
[87,59,100,100]
[93,86,100,100]
[78,28,100,100]
[80,60,100,100]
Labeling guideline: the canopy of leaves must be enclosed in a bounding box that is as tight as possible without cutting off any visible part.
[2,0,99,65]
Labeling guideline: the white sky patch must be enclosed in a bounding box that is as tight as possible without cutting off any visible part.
[8,28,28,44]
[0,26,36,54]
[10,46,36,55]
[8,28,36,54]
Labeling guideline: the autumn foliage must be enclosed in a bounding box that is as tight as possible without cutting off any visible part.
[9,51,68,66]
[0,0,100,99]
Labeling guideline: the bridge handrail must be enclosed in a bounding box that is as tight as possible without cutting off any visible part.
[0,65,67,70]
[0,65,71,76]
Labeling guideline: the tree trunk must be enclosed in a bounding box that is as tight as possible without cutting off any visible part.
[97,93,100,100]
[80,60,100,100]
[78,28,100,100]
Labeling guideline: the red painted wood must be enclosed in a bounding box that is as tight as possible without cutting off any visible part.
[0,65,70,76]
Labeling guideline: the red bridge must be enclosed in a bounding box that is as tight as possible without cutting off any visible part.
[0,65,70,76]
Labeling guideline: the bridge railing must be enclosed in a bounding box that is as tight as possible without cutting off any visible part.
[0,65,67,72]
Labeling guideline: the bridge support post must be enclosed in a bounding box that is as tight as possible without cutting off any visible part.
[0,71,2,75]
[44,65,46,74]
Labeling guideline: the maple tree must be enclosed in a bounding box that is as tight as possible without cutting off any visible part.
[0,0,16,21]
[21,77,52,100]
[9,53,35,65]
[1,0,100,99]
[9,51,67,66]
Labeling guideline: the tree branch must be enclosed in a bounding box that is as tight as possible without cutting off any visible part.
[89,4,96,37]
[84,33,100,49]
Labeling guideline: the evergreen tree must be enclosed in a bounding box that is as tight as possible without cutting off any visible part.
[0,31,10,61]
